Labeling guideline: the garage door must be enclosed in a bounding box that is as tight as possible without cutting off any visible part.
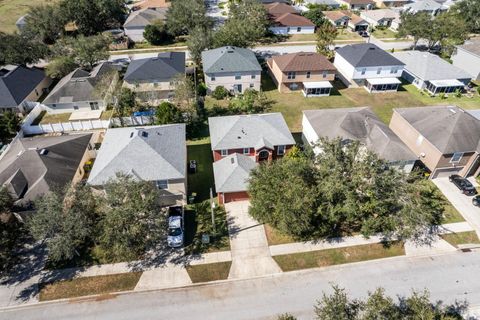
[431,167,462,179]
[224,191,249,203]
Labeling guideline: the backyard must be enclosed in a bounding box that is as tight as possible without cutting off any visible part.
[0,0,60,33]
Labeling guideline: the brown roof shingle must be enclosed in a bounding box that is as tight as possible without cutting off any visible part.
[272,13,315,27]
[264,2,297,15]
[268,52,336,72]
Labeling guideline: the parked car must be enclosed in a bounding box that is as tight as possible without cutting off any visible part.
[449,174,477,195]
[358,31,369,38]
[473,195,480,206]
[167,206,184,248]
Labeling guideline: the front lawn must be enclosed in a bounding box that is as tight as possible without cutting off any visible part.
[39,272,142,301]
[265,224,296,246]
[273,241,405,272]
[371,28,398,39]
[440,231,480,248]
[186,261,231,283]
[336,29,363,41]
[441,202,465,224]
[284,33,316,42]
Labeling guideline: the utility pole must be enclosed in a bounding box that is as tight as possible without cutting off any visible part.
[210,188,216,234]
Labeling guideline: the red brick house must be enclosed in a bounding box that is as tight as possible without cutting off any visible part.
[208,113,295,204]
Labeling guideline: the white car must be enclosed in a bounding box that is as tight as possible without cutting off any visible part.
[167,210,184,248]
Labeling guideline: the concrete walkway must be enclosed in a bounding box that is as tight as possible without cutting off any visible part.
[225,201,282,279]
[134,263,192,291]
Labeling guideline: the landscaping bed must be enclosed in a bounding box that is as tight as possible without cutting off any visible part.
[440,231,480,248]
[186,261,231,283]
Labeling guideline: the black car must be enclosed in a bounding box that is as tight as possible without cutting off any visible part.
[473,195,480,206]
[449,174,477,195]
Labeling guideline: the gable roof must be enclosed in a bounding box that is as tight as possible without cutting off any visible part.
[134,0,171,10]
[336,43,404,68]
[340,0,375,4]
[394,106,480,154]
[322,11,350,22]
[404,0,444,12]
[213,153,257,193]
[303,108,415,162]
[201,46,262,74]
[123,8,167,28]
[268,52,336,72]
[124,52,185,82]
[360,8,398,22]
[393,51,471,81]
[0,65,47,108]
[208,113,295,150]
[271,12,315,27]
[0,134,91,205]
[456,37,480,58]
[43,63,116,105]
[265,2,297,15]
[87,124,186,186]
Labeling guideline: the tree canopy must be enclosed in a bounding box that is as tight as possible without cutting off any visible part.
[302,8,327,27]
[451,0,480,33]
[166,0,212,36]
[0,32,49,66]
[316,22,337,59]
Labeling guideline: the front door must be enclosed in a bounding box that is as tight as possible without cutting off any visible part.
[234,84,242,94]
[258,150,269,162]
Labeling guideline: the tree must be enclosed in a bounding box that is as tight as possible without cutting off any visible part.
[0,187,19,274]
[172,75,197,115]
[430,12,469,57]
[228,89,273,114]
[316,22,337,59]
[27,184,99,263]
[143,21,171,45]
[0,32,49,65]
[314,286,362,320]
[98,174,165,261]
[166,0,212,36]
[0,112,21,143]
[397,12,432,49]
[212,86,230,100]
[115,87,137,117]
[302,8,326,27]
[187,26,213,65]
[23,4,66,44]
[277,313,297,320]
[155,101,183,125]
[451,0,480,33]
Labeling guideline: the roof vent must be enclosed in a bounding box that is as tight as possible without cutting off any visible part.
[39,149,49,155]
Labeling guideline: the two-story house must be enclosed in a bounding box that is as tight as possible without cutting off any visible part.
[208,113,295,204]
[201,46,262,94]
[334,43,405,93]
[266,52,337,96]
[265,2,315,35]
[123,7,168,42]
[87,124,187,206]
[403,0,447,17]
[389,106,480,178]
[123,52,186,105]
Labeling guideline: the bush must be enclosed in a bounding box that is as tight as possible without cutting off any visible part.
[197,83,207,97]
[155,101,182,125]
[477,86,480,95]
[438,92,446,99]
[143,23,171,45]
[211,86,230,100]
[454,89,462,98]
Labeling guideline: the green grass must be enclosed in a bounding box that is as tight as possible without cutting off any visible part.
[442,203,465,224]
[336,29,363,41]
[37,112,72,124]
[187,140,214,202]
[186,261,232,283]
[264,224,296,245]
[100,110,114,120]
[284,33,316,42]
[39,272,142,301]
[0,0,59,33]
[402,84,480,110]
[440,231,480,248]
[371,28,398,39]
[273,241,405,272]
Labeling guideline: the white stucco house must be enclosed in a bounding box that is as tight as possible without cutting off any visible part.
[452,37,480,81]
[265,2,315,35]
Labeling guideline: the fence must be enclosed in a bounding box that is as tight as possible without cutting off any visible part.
[110,115,155,127]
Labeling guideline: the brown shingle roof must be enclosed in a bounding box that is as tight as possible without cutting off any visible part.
[272,13,315,27]
[264,2,297,15]
[268,52,336,72]
[322,11,350,22]
[134,0,171,9]
[341,0,375,4]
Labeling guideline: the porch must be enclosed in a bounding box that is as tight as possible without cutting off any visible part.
[302,81,333,97]
[365,77,401,93]
[425,79,465,96]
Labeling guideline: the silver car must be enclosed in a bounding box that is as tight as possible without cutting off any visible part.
[167,215,184,248]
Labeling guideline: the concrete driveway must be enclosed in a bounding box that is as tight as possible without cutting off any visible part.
[433,177,480,237]
[224,201,281,279]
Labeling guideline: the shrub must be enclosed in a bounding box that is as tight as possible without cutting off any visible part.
[477,86,480,95]
[454,89,462,98]
[143,23,171,45]
[197,83,207,97]
[438,92,446,99]
[211,86,230,100]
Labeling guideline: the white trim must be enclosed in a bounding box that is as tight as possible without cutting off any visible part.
[221,149,228,157]
[450,152,464,163]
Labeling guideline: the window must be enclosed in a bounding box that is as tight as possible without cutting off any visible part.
[451,152,464,163]
[235,74,241,80]
[52,103,57,108]
[221,149,228,156]
[361,68,366,75]
[243,148,249,154]
[287,72,296,80]
[306,71,311,79]
[287,27,291,32]
[390,67,398,74]
[377,68,382,74]
[297,27,301,32]
[73,105,79,110]
[277,145,286,155]
[251,74,256,79]
[211,75,215,81]
[322,71,328,78]
[153,81,159,87]
[35,89,39,96]
[89,102,99,110]
[249,83,254,88]
[156,180,168,190]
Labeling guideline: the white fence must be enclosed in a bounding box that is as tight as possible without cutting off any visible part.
[110,115,155,127]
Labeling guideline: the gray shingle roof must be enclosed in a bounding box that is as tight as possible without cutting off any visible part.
[124,52,185,82]
[335,43,405,68]
[404,0,443,12]
[123,8,168,28]
[208,113,295,150]
[456,37,480,58]
[213,153,257,193]
[394,106,480,154]
[0,134,92,206]
[87,124,186,186]
[43,62,116,105]
[393,51,471,81]
[303,107,416,162]
[201,46,262,74]
[0,65,47,108]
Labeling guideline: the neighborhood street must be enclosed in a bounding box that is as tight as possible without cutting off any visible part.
[2,251,480,320]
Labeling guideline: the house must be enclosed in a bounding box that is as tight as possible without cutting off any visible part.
[208,113,295,204]
[43,62,118,114]
[304,0,341,8]
[87,124,187,206]
[323,11,369,31]
[452,37,480,81]
[303,108,417,172]
[266,52,337,96]
[123,8,168,42]
[389,106,480,178]
[360,9,400,29]
[123,52,186,104]
[334,43,405,92]
[133,0,171,10]
[336,0,375,10]
[0,133,94,208]
[372,0,410,8]
[201,46,262,94]
[265,3,315,34]
[345,12,369,31]
[15,15,28,31]
[403,0,446,16]
[392,51,471,95]
[0,65,52,114]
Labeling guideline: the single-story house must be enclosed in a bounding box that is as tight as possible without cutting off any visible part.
[87,124,187,206]
[360,9,399,29]
[390,106,480,178]
[346,12,369,31]
[43,62,118,114]
[452,37,480,81]
[303,107,417,172]
[304,0,341,8]
[209,113,295,204]
[133,0,171,10]
[266,52,337,96]
[202,46,262,94]
[334,43,405,92]
[0,133,94,208]
[336,0,375,10]
[123,8,168,42]
[393,51,472,95]
[403,0,446,16]
[0,65,52,114]
[372,0,410,8]
[265,2,315,34]
[322,11,351,28]
[123,52,185,104]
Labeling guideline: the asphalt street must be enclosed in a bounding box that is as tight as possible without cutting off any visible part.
[2,251,480,320]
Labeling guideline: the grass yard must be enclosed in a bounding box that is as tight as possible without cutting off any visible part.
[186,261,232,283]
[440,231,480,248]
[441,202,465,224]
[273,241,405,272]
[264,224,296,246]
[100,110,114,120]
[336,29,363,41]
[39,272,142,301]
[402,84,480,110]
[284,33,316,42]
[0,0,59,33]
[187,139,215,202]
[371,28,398,39]
[36,112,72,125]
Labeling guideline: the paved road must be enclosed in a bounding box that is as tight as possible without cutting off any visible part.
[2,251,480,320]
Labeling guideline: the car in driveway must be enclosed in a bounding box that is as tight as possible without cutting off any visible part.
[449,174,477,195]
[473,195,480,206]
[167,206,184,248]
